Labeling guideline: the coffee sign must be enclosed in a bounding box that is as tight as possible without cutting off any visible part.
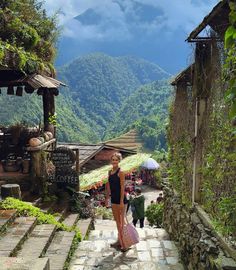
[49,147,79,187]
[51,147,76,168]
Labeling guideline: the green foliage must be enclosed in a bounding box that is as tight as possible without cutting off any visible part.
[145,203,164,227]
[105,80,172,151]
[0,0,58,73]
[95,207,113,220]
[224,1,236,121]
[70,194,95,219]
[0,54,171,144]
[0,197,82,240]
[200,96,236,241]
[168,134,193,205]
[58,53,169,134]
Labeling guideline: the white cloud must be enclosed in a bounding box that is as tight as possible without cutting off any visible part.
[44,0,218,40]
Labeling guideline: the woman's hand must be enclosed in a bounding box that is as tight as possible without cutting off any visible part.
[120,202,124,210]
[105,198,109,208]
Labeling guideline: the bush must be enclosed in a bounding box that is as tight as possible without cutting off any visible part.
[70,194,94,219]
[145,203,164,227]
[95,206,113,220]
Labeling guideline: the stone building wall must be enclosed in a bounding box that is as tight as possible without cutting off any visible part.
[163,182,236,270]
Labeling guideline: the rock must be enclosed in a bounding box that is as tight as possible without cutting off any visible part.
[190,213,201,225]
[220,256,236,270]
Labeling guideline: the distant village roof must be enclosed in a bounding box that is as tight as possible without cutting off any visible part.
[57,143,103,167]
[171,64,194,86]
[187,0,230,42]
[104,129,143,151]
[58,142,136,167]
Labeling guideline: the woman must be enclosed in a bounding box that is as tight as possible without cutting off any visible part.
[105,152,128,251]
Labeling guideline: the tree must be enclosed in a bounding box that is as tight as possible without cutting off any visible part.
[0,0,59,74]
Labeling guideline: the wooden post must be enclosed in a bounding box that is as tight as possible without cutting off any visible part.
[75,149,80,173]
[42,88,50,131]
[42,89,55,132]
[192,42,212,203]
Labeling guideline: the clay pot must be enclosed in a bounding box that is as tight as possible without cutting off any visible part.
[43,133,50,142]
[45,131,53,140]
[29,138,42,147]
[38,137,45,144]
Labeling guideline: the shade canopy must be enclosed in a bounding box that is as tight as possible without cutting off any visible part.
[141,158,160,170]
[80,153,150,191]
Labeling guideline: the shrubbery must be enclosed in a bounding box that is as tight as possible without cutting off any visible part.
[145,203,164,227]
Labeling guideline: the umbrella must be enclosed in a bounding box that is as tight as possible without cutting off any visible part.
[141,158,160,170]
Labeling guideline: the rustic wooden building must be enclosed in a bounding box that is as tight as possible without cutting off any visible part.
[0,69,66,193]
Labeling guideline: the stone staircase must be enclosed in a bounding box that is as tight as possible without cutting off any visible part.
[0,209,91,270]
[69,220,185,270]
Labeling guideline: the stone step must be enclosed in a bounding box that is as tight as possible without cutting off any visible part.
[63,213,79,227]
[43,214,80,270]
[77,218,92,240]
[0,209,17,234]
[69,223,184,270]
[44,231,75,270]
[16,212,75,259]
[0,257,49,270]
[16,223,57,258]
[0,216,37,257]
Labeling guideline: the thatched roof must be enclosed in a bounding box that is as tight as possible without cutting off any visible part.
[171,64,195,86]
[187,0,230,42]
[104,129,143,151]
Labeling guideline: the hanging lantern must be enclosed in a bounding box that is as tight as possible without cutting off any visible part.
[25,84,34,94]
[7,85,14,95]
[51,88,59,96]
[37,88,44,95]
[16,86,23,96]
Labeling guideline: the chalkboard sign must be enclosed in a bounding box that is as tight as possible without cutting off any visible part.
[51,147,76,168]
[49,146,79,188]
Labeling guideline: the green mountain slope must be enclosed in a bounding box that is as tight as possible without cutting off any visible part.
[0,90,98,143]
[0,53,171,147]
[57,53,170,131]
[104,80,173,150]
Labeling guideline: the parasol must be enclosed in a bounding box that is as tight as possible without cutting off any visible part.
[141,158,160,170]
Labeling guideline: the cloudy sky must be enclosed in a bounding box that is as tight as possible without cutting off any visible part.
[44,0,219,73]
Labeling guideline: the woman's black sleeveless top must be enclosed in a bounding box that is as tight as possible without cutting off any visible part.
[108,168,127,205]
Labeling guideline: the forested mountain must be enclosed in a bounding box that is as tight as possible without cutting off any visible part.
[57,53,170,133]
[0,53,172,149]
[105,80,172,150]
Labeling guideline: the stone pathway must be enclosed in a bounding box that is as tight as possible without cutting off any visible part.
[69,219,185,270]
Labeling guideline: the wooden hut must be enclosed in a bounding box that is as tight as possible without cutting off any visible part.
[0,69,66,194]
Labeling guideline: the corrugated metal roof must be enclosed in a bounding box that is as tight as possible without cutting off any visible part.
[57,143,104,166]
[27,74,66,89]
[0,71,66,89]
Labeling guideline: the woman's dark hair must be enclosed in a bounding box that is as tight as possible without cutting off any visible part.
[135,187,142,194]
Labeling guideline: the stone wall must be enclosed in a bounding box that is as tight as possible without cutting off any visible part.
[163,183,236,270]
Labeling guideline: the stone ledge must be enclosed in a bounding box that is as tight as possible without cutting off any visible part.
[195,204,236,261]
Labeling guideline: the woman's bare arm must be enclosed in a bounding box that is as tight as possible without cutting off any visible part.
[105,181,110,200]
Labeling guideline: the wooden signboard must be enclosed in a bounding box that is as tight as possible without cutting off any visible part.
[49,147,79,188]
